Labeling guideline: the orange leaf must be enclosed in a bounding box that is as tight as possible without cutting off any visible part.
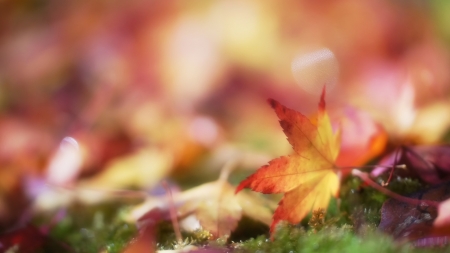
[236,89,340,234]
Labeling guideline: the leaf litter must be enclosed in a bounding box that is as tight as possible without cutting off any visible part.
[5,87,450,252]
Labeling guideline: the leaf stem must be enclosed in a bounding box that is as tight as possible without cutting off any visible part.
[351,169,439,208]
[162,180,183,244]
[384,147,401,186]
[337,164,406,175]
[218,159,239,182]
[337,164,406,170]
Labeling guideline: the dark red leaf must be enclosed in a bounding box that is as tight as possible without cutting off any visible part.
[373,145,450,185]
[379,181,450,246]
[0,225,73,253]
[402,145,450,184]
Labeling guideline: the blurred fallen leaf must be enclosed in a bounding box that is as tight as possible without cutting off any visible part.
[334,106,387,168]
[80,147,174,190]
[434,198,450,234]
[178,181,241,239]
[122,224,156,253]
[128,162,275,239]
[349,64,450,144]
[372,145,450,185]
[379,182,450,244]
[407,100,450,144]
[0,225,74,252]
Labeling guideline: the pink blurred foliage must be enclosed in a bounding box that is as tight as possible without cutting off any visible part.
[1,0,450,237]
[333,106,387,168]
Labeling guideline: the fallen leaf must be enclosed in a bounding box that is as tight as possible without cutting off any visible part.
[127,166,275,240]
[349,64,450,144]
[434,198,450,232]
[401,146,450,184]
[80,147,173,189]
[236,88,340,233]
[379,181,450,246]
[407,100,450,144]
[334,106,387,168]
[178,181,242,239]
[122,224,156,253]
[0,224,73,252]
[372,145,450,185]
[180,180,275,240]
[349,67,416,138]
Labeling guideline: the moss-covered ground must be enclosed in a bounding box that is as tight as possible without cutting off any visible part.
[27,175,450,253]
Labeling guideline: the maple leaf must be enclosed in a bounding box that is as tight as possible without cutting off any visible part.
[236,89,341,233]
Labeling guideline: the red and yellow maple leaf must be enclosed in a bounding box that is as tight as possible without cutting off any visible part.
[236,89,341,233]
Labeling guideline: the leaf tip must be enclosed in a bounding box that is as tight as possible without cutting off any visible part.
[235,181,246,194]
[267,98,278,109]
[319,86,326,110]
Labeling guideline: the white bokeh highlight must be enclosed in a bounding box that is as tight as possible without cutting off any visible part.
[291,48,339,95]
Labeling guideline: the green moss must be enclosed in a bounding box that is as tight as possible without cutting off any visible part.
[27,175,436,252]
[155,221,216,250]
[155,221,188,250]
[230,175,437,252]
[236,224,443,253]
[340,176,424,225]
[35,202,138,253]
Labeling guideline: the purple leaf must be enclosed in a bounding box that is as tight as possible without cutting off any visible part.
[379,182,450,245]
[372,145,450,184]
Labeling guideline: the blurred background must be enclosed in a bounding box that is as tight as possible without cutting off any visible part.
[1,0,450,231]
